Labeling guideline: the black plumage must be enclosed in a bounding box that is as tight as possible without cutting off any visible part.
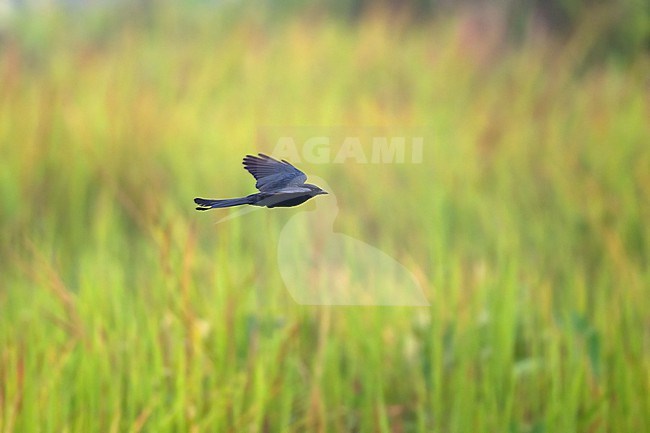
[195,154,327,210]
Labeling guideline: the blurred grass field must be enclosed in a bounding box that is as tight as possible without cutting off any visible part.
[1,4,649,432]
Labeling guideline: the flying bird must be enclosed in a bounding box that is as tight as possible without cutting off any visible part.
[194,153,327,210]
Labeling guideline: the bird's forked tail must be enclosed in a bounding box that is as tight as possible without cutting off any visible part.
[194,196,254,210]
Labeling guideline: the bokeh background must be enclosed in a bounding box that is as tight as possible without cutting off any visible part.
[1,0,649,432]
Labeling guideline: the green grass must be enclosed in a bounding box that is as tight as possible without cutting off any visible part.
[1,5,649,432]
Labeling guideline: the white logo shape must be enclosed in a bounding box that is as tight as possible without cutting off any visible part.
[277,176,429,306]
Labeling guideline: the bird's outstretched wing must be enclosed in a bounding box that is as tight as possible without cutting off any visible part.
[243,153,308,192]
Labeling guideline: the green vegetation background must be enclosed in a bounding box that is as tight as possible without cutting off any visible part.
[0,2,649,432]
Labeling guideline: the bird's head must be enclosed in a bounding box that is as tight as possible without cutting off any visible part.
[305,184,328,195]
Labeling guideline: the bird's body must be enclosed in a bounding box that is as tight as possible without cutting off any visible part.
[194,154,327,211]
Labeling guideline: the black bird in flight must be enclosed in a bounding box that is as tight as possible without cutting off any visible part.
[195,153,328,210]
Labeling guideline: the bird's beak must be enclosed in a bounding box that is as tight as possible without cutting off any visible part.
[319,190,328,195]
